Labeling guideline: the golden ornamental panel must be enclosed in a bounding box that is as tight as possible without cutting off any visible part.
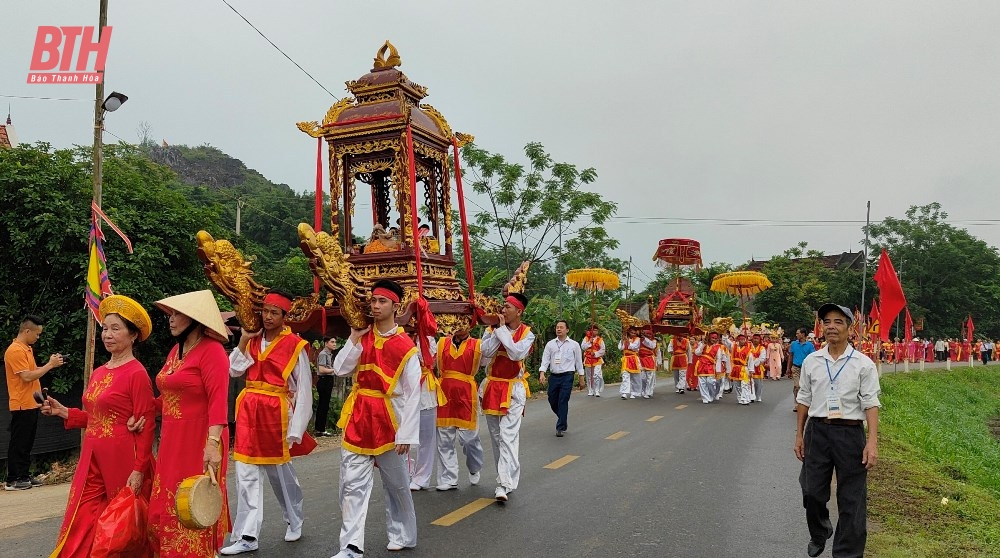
[334,139,400,158]
[357,91,399,105]
[323,98,355,126]
[418,104,454,141]
[350,158,396,176]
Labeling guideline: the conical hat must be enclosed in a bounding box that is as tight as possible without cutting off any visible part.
[155,290,230,342]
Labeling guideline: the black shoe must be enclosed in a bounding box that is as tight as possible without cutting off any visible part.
[28,476,43,487]
[556,430,565,437]
[807,525,834,557]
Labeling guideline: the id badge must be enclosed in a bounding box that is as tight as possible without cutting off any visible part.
[827,396,843,419]
[554,356,562,365]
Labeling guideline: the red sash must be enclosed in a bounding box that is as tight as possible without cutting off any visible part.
[436,336,482,430]
[670,337,690,369]
[696,344,723,377]
[583,335,604,367]
[482,324,532,416]
[730,343,751,380]
[338,327,417,455]
[750,344,766,378]
[638,342,656,370]
[620,337,640,373]
[234,328,308,465]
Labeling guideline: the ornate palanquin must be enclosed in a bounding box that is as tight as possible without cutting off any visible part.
[197,42,526,338]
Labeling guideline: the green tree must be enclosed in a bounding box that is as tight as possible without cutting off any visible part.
[865,203,1000,339]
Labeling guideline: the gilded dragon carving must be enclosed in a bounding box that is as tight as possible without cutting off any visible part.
[297,223,369,329]
[195,231,268,332]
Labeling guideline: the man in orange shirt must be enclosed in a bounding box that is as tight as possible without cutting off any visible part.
[5,315,64,491]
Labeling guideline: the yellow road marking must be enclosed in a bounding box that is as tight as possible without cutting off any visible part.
[675,404,688,410]
[431,498,496,526]
[606,431,629,440]
[543,454,580,469]
[646,415,664,422]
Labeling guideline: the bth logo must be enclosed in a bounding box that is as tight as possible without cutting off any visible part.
[27,26,112,84]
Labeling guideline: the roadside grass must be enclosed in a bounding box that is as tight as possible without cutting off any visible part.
[868,366,1000,557]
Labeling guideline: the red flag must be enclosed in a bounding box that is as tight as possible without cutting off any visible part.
[874,249,907,341]
[813,314,822,340]
[904,308,913,341]
[966,315,975,342]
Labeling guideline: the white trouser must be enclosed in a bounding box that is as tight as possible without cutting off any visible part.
[697,376,717,403]
[436,425,485,486]
[338,448,417,553]
[640,370,656,396]
[231,460,304,541]
[619,372,641,397]
[721,376,732,392]
[735,379,751,404]
[484,381,525,491]
[408,408,437,488]
[674,368,686,391]
[584,365,604,395]
[752,378,763,401]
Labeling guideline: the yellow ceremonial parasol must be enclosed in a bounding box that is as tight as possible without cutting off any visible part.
[566,268,620,325]
[709,270,773,319]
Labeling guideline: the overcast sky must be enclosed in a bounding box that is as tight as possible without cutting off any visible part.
[7,1,1000,291]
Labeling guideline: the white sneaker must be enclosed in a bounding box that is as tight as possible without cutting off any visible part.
[756,397,762,402]
[387,541,411,551]
[409,482,425,491]
[642,394,650,399]
[469,470,481,485]
[630,395,637,399]
[620,394,627,399]
[587,392,594,396]
[220,539,258,555]
[436,483,457,491]
[595,393,602,397]
[331,549,362,558]
[494,486,508,502]
[284,524,301,542]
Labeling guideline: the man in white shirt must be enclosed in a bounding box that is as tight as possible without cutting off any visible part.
[538,320,584,437]
[794,303,881,558]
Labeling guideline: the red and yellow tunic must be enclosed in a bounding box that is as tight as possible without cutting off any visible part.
[620,337,640,373]
[696,344,724,377]
[670,337,690,370]
[233,328,308,465]
[338,328,417,455]
[963,341,973,360]
[750,343,767,379]
[638,340,657,371]
[730,343,752,381]
[583,335,604,367]
[482,324,532,416]
[436,336,482,430]
[948,341,958,361]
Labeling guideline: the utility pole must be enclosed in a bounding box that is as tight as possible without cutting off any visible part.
[861,201,870,317]
[83,0,110,388]
[235,198,244,235]
[627,256,633,299]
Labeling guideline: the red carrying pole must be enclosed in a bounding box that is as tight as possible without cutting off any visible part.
[406,125,424,292]
[452,137,475,302]
[314,137,323,294]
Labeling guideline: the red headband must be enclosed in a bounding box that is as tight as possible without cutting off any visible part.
[505,295,525,311]
[372,287,400,303]
[263,293,292,312]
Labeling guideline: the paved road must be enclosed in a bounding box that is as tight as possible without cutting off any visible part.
[2,380,829,557]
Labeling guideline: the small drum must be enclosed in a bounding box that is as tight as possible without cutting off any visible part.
[175,465,222,530]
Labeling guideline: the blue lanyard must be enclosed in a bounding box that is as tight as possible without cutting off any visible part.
[825,349,854,387]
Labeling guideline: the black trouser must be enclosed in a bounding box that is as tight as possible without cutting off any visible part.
[982,351,990,365]
[546,372,574,432]
[314,375,335,433]
[7,408,39,482]
[800,419,868,558]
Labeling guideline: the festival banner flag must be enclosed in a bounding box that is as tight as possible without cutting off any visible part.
[904,308,913,341]
[867,300,881,336]
[874,249,907,341]
[966,315,975,342]
[84,202,133,320]
[85,216,112,320]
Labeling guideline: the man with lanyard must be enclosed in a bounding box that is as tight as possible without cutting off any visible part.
[581,325,606,397]
[787,327,816,412]
[667,333,692,394]
[539,320,585,437]
[434,320,485,491]
[331,279,422,557]
[480,291,535,502]
[694,331,731,404]
[223,291,312,555]
[795,303,880,558]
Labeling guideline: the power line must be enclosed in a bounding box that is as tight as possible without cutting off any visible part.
[0,93,91,102]
[217,0,338,99]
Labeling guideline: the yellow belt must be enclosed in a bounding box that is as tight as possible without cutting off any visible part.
[421,370,448,406]
[337,387,394,430]
[485,375,531,398]
[245,381,288,396]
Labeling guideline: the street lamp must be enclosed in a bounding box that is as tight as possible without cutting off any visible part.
[83,90,128,385]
